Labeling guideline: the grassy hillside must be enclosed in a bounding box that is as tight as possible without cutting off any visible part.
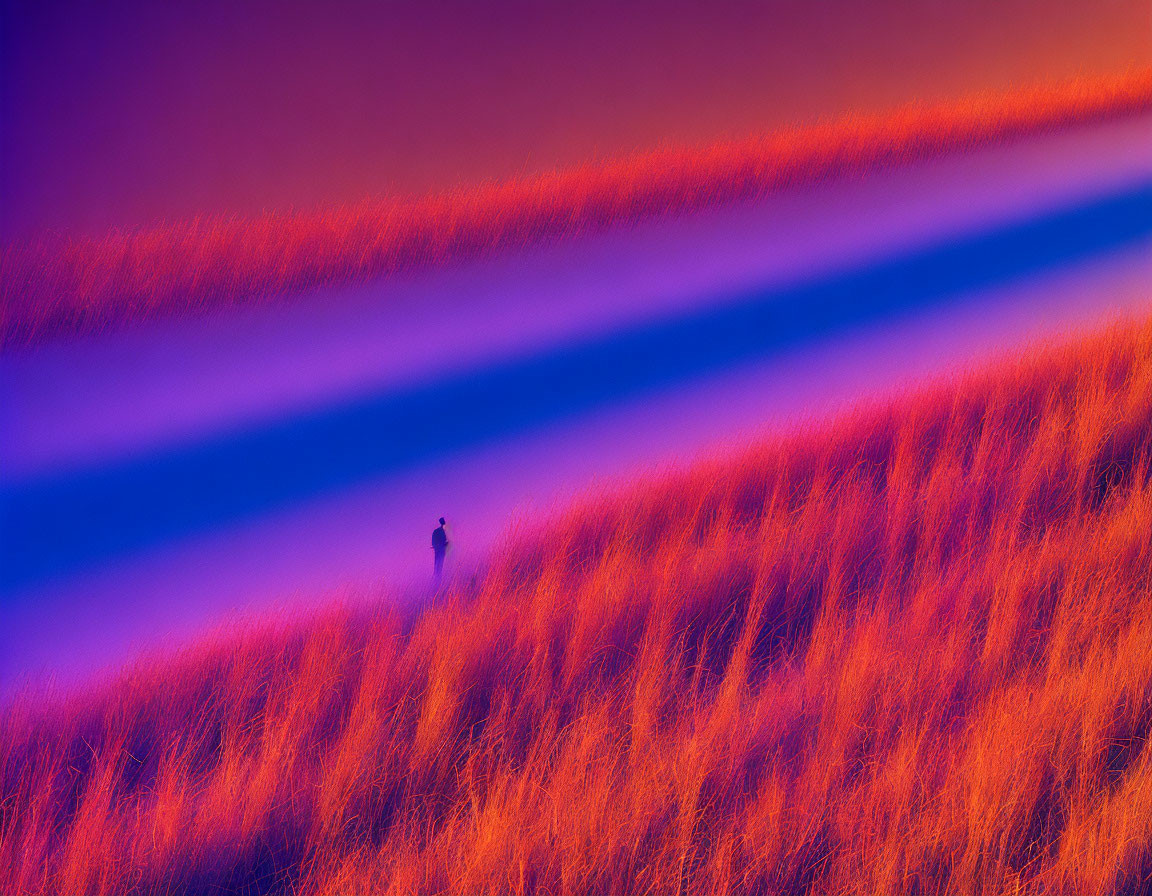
[3,312,1152,895]
[2,69,1149,350]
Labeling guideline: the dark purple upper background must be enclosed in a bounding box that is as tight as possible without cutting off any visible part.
[3,0,1148,237]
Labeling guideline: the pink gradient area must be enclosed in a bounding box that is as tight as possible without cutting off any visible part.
[4,115,1150,483]
[4,243,1149,696]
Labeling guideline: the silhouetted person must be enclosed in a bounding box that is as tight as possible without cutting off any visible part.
[432,517,448,579]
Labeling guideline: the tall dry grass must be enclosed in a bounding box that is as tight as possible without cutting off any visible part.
[3,312,1152,894]
[2,69,1150,349]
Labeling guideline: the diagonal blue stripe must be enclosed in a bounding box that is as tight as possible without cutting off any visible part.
[3,182,1151,594]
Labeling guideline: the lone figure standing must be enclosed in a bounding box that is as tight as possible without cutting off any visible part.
[432,517,449,579]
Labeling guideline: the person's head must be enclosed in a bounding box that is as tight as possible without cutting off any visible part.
[439,517,446,526]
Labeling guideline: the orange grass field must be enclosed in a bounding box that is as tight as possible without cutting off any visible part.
[2,69,1150,350]
[3,310,1152,894]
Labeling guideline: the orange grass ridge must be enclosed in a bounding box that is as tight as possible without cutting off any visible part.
[3,311,1152,894]
[2,69,1150,349]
